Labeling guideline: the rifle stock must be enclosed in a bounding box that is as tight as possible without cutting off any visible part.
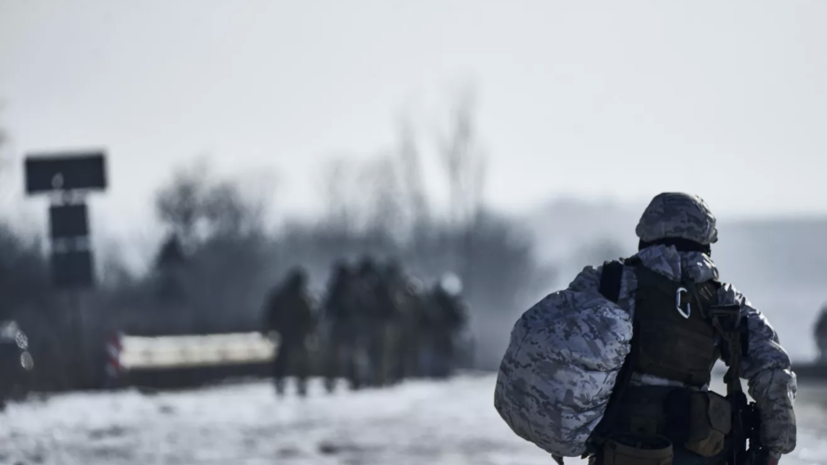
[729,390,767,465]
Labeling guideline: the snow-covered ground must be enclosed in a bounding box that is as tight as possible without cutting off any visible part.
[0,374,825,465]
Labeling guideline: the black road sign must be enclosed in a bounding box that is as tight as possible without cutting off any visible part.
[49,204,89,239]
[25,151,107,194]
[50,249,95,289]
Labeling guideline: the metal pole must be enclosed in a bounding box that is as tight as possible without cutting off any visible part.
[73,288,89,388]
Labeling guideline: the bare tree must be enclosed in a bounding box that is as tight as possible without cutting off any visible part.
[437,89,488,231]
[319,157,360,234]
[202,178,265,240]
[0,102,14,210]
[361,155,405,239]
[154,159,210,249]
[96,239,137,291]
[395,114,429,226]
[0,101,7,161]
[154,158,267,251]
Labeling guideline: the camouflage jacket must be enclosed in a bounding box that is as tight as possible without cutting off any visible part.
[494,245,797,458]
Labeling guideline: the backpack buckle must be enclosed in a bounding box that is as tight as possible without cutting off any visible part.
[708,304,742,330]
[676,287,691,319]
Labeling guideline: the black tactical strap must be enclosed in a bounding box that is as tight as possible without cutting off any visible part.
[599,260,625,304]
[711,305,745,395]
[587,259,636,456]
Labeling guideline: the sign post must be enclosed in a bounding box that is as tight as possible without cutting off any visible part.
[24,150,107,388]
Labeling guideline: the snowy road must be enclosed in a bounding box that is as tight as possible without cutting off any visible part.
[1,374,825,465]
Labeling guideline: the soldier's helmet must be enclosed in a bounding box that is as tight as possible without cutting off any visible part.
[636,193,718,246]
[384,257,403,278]
[406,277,424,295]
[438,272,463,297]
[286,268,308,288]
[332,259,351,279]
[358,256,378,277]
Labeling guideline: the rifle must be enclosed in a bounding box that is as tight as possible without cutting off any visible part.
[711,304,768,465]
[728,388,767,464]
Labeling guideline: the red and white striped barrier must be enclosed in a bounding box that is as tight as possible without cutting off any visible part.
[100,331,279,389]
[105,331,125,382]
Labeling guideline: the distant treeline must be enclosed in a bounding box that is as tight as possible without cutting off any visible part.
[0,96,553,391]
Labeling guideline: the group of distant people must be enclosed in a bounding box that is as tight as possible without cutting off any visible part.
[261,257,470,396]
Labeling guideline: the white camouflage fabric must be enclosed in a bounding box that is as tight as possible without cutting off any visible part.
[494,245,797,459]
[635,192,718,245]
[493,265,633,457]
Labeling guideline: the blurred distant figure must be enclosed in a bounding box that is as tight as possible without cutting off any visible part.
[0,321,34,410]
[153,232,187,302]
[421,273,468,378]
[815,305,827,363]
[396,276,427,378]
[355,257,391,387]
[320,260,362,392]
[378,259,415,384]
[263,268,316,396]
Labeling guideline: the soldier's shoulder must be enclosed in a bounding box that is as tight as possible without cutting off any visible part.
[567,264,602,292]
[714,281,747,304]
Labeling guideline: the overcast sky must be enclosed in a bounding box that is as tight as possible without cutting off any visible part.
[1,0,826,244]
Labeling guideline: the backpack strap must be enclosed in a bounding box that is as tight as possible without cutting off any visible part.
[585,258,636,457]
[599,259,625,303]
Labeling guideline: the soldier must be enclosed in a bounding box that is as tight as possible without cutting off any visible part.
[398,277,426,378]
[262,268,316,397]
[416,285,440,378]
[320,260,360,392]
[495,193,796,465]
[355,257,391,387]
[426,273,468,378]
[378,259,417,383]
[153,232,187,303]
[814,305,827,363]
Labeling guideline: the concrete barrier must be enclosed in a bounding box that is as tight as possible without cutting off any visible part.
[108,332,279,390]
[119,332,277,369]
